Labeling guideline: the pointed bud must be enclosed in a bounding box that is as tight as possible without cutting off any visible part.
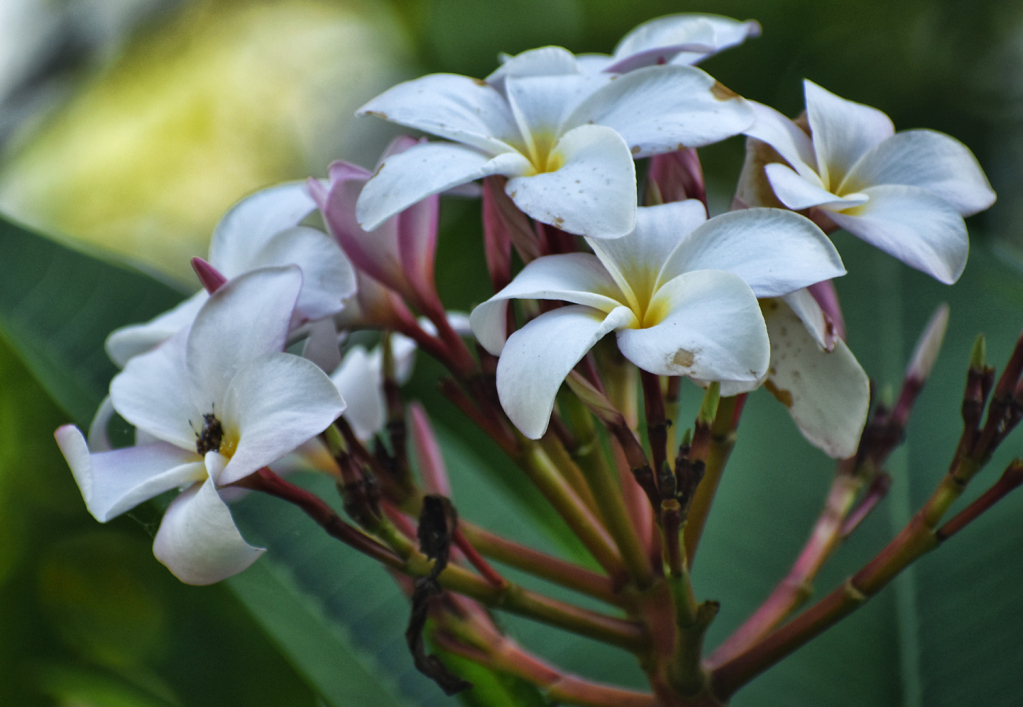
[648,148,706,206]
[190,257,227,294]
[970,334,987,373]
[410,403,451,498]
[697,382,721,427]
[906,303,949,383]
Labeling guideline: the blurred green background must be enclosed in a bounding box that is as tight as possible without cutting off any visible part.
[3,0,1023,705]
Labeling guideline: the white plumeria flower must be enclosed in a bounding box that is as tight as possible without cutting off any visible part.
[106,182,356,366]
[742,79,996,284]
[56,267,346,585]
[355,59,753,239]
[470,201,845,439]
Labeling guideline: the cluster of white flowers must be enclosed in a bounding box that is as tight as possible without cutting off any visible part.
[56,12,994,584]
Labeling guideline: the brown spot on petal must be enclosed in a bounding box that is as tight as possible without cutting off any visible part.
[711,82,740,101]
[764,379,794,408]
[631,145,641,155]
[366,110,389,120]
[672,348,695,367]
[553,216,564,227]
[473,78,488,87]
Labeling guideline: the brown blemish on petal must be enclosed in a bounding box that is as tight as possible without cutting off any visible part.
[553,216,564,227]
[711,82,740,101]
[672,348,695,367]
[631,146,641,155]
[366,110,389,120]
[764,379,794,408]
[473,78,488,87]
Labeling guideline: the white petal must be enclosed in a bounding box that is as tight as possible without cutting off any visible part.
[153,477,264,585]
[487,46,581,89]
[111,331,197,449]
[744,101,819,181]
[504,74,613,153]
[781,289,832,350]
[841,129,996,216]
[804,80,894,189]
[470,253,627,355]
[588,200,708,310]
[209,182,317,275]
[105,292,207,368]
[246,227,356,321]
[86,396,117,452]
[356,142,531,231]
[762,298,869,458]
[826,185,968,284]
[497,305,636,439]
[566,65,754,156]
[609,14,760,72]
[331,346,386,442]
[219,353,345,485]
[764,163,868,211]
[56,425,205,522]
[358,74,521,153]
[299,317,342,372]
[505,124,637,238]
[658,208,845,297]
[187,267,302,411]
[616,270,769,384]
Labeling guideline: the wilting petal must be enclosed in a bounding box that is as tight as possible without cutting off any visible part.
[505,124,637,238]
[588,200,708,308]
[764,163,867,211]
[470,253,627,354]
[609,14,760,72]
[331,346,386,441]
[209,182,317,274]
[56,426,205,522]
[105,292,207,368]
[825,185,968,284]
[219,353,345,485]
[658,208,845,297]
[842,129,996,216]
[153,476,264,585]
[762,298,869,458]
[744,101,819,181]
[497,305,636,439]
[804,80,894,189]
[617,270,768,385]
[358,74,521,152]
[111,331,196,449]
[187,267,302,410]
[566,65,754,156]
[357,142,531,231]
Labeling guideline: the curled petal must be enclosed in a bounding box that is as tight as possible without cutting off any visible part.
[781,289,834,351]
[764,163,867,211]
[470,253,627,354]
[609,14,760,72]
[842,129,996,216]
[86,396,117,452]
[825,185,968,284]
[219,353,345,485]
[153,477,265,585]
[744,101,819,181]
[762,298,869,458]
[56,426,205,522]
[105,292,206,368]
[357,142,531,231]
[497,305,637,439]
[506,124,637,238]
[616,270,769,385]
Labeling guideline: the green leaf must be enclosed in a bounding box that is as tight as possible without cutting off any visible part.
[0,215,183,427]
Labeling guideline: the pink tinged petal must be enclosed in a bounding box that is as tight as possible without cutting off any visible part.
[153,477,264,585]
[87,396,117,452]
[648,149,706,204]
[610,14,760,72]
[588,200,708,308]
[187,267,303,411]
[497,305,637,439]
[826,185,969,284]
[505,124,637,238]
[487,47,582,89]
[397,193,441,310]
[219,353,345,485]
[566,65,754,157]
[357,74,521,153]
[762,298,869,458]
[469,253,628,354]
[248,227,356,321]
[331,347,386,442]
[744,101,819,180]
[804,80,894,189]
[55,426,205,522]
[111,331,197,449]
[191,258,227,294]
[105,292,207,368]
[356,142,531,232]
[764,163,868,211]
[805,281,846,343]
[659,208,845,297]
[208,182,317,275]
[841,129,996,216]
[616,270,769,384]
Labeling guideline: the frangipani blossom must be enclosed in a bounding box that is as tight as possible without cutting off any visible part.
[470,201,845,439]
[57,268,346,584]
[356,60,754,239]
[106,182,356,366]
[741,79,996,284]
